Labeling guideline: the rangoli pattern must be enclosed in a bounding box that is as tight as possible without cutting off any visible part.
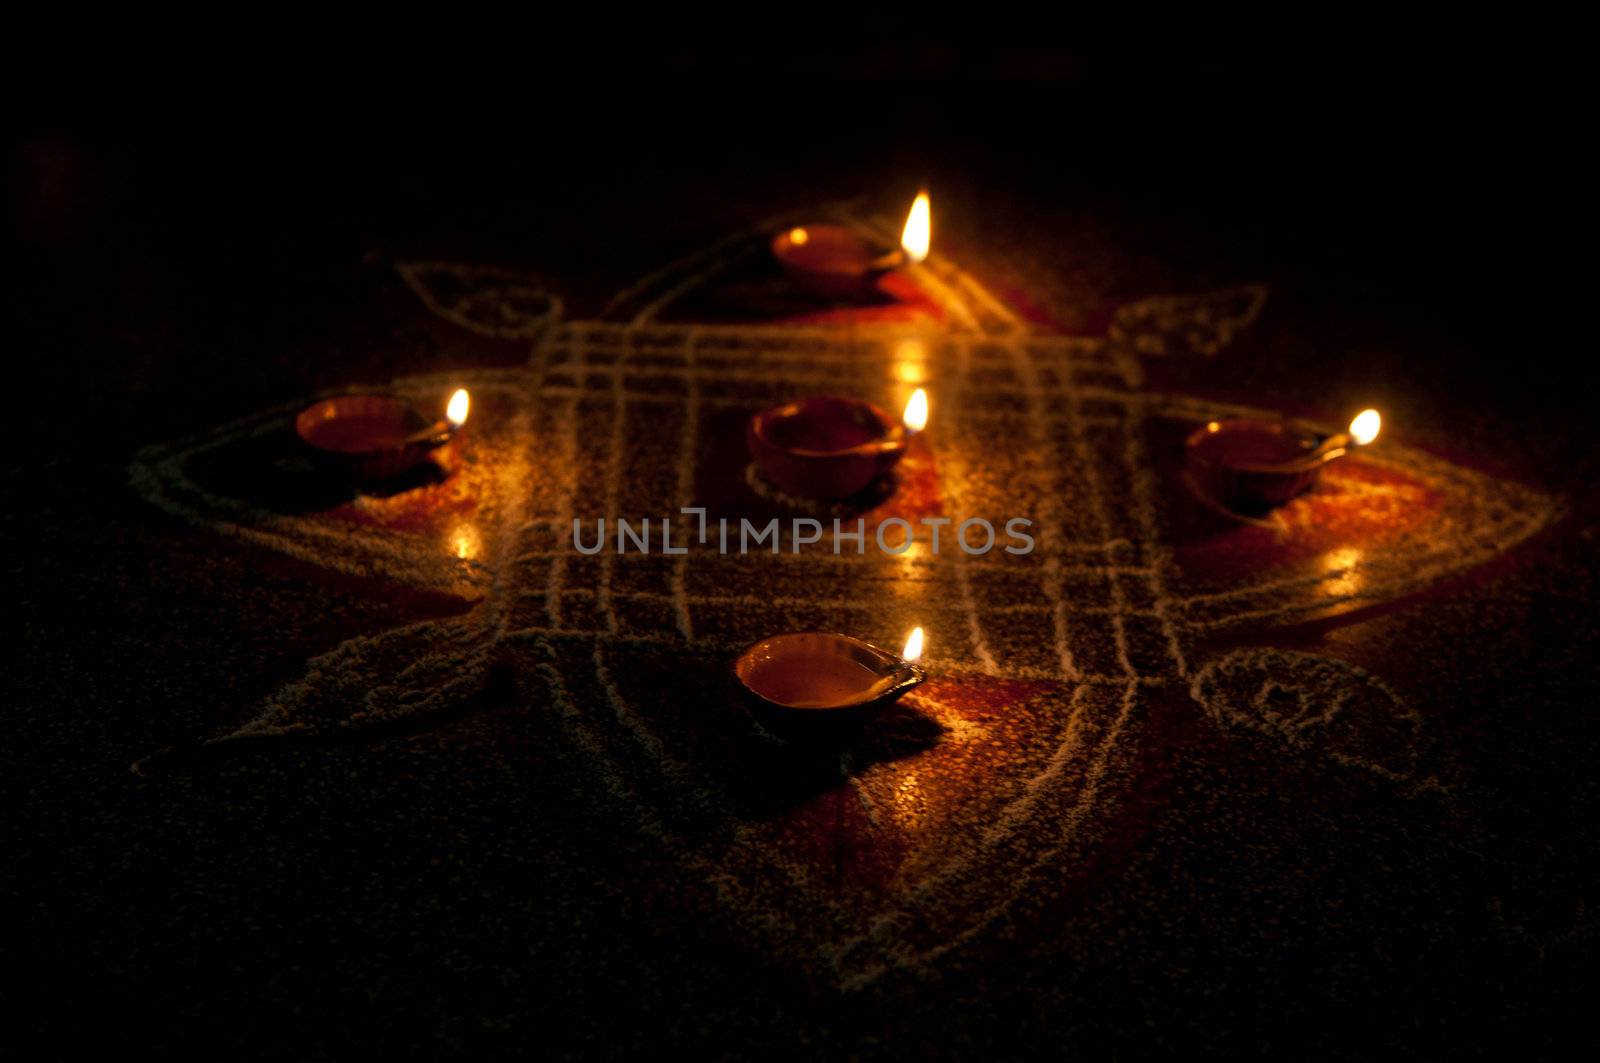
[129,205,1561,984]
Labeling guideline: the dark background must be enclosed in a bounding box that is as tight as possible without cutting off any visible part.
[9,32,1595,1058]
[14,30,1588,446]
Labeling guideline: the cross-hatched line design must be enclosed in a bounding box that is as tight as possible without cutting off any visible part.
[515,320,1174,684]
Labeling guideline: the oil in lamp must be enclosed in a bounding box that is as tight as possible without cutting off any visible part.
[771,190,931,299]
[296,387,470,481]
[1186,408,1382,510]
[734,626,927,732]
[747,388,929,500]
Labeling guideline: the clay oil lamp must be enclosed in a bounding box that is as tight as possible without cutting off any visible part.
[1186,408,1382,511]
[296,387,470,481]
[772,190,931,299]
[748,387,928,500]
[734,626,926,734]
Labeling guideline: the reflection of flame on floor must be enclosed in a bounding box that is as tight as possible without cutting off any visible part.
[891,771,926,829]
[901,690,987,742]
[448,521,482,561]
[893,337,929,386]
[893,537,933,586]
[1321,545,1363,598]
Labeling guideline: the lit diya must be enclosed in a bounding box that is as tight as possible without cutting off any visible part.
[748,387,928,500]
[772,190,931,298]
[734,627,926,732]
[1186,408,1382,510]
[296,387,470,481]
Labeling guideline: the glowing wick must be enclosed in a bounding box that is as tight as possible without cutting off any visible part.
[1301,407,1385,465]
[788,227,809,246]
[1349,408,1381,446]
[447,388,470,428]
[902,388,929,433]
[901,626,925,663]
[900,190,931,265]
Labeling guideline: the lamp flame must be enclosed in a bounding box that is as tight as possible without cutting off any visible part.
[1349,408,1380,446]
[789,227,809,246]
[901,388,929,433]
[900,190,931,265]
[901,626,925,663]
[447,388,470,428]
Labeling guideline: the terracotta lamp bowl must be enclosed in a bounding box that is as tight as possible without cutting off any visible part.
[1185,419,1326,510]
[771,225,895,299]
[733,632,926,734]
[747,396,908,500]
[296,395,454,481]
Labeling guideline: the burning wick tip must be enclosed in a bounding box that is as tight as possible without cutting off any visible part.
[1306,408,1383,464]
[900,190,931,265]
[447,388,471,428]
[402,389,471,448]
[901,388,930,433]
[1348,408,1381,447]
